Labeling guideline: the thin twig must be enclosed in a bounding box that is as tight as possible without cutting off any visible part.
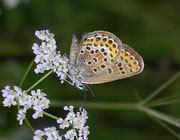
[24,118,35,132]
[19,59,34,87]
[18,59,35,133]
[151,116,180,139]
[26,70,53,93]
[146,98,180,107]
[140,106,180,128]
[43,111,59,120]
[50,100,139,110]
[140,71,180,105]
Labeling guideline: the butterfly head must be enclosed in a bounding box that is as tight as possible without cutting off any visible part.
[68,64,85,90]
[74,78,86,90]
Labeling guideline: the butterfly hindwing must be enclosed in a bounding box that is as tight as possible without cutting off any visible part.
[81,44,144,84]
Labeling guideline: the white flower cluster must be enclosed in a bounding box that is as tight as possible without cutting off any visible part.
[32,30,69,83]
[58,106,89,140]
[33,127,62,140]
[34,106,90,140]
[1,86,50,125]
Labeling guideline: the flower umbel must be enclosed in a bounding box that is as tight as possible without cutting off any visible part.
[57,106,90,140]
[33,127,62,140]
[1,86,50,124]
[33,106,90,140]
[33,30,69,83]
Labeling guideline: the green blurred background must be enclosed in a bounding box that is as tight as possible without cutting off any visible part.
[0,0,180,139]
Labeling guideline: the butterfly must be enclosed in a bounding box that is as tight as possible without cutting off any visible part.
[68,31,144,90]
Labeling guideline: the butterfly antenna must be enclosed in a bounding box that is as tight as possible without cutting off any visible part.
[85,85,96,101]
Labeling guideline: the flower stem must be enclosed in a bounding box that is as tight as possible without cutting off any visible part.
[140,106,180,128]
[26,70,53,92]
[18,59,35,133]
[50,100,139,110]
[24,118,35,132]
[19,59,34,88]
[43,111,59,120]
[140,71,180,105]
[50,100,180,128]
[150,116,180,139]
[146,98,180,107]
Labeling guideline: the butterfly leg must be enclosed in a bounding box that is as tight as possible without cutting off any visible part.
[65,74,75,85]
[64,79,74,85]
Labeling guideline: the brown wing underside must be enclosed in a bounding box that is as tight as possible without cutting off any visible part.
[81,44,144,84]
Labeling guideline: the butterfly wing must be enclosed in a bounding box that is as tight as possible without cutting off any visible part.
[72,31,144,85]
[81,43,144,84]
[74,31,122,83]
[69,35,81,65]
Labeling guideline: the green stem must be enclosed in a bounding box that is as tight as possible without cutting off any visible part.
[24,118,35,132]
[18,59,35,133]
[50,100,139,110]
[43,111,59,120]
[26,70,53,92]
[150,116,180,139]
[51,100,180,128]
[19,59,34,88]
[146,98,180,107]
[140,106,180,128]
[140,71,180,105]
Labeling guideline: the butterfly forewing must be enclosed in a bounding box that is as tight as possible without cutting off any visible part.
[69,35,81,65]
[75,31,123,81]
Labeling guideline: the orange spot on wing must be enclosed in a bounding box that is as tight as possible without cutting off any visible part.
[120,51,140,71]
[99,38,106,45]
[93,38,100,46]
[83,41,88,45]
[110,49,119,61]
[83,40,93,45]
[111,51,116,57]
